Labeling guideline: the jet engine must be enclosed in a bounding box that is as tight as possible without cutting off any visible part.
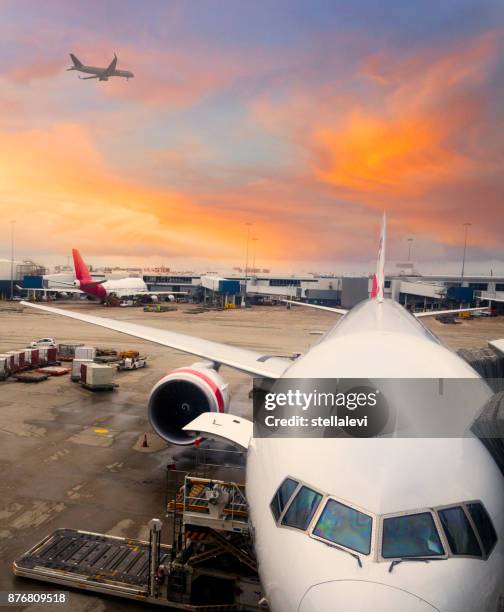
[148,363,230,445]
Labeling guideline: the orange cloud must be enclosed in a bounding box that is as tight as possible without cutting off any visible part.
[0,123,331,263]
[252,30,504,253]
[361,30,501,98]
[313,110,467,195]
[312,32,503,199]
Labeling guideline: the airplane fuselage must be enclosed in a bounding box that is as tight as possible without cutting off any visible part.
[246,299,504,611]
[70,64,134,80]
[78,276,149,300]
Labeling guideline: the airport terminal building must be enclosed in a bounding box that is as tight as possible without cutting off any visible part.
[13,266,504,312]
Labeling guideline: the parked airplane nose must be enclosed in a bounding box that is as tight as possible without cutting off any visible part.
[298,580,439,612]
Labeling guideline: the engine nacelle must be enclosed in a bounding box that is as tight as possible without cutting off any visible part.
[74,280,81,288]
[148,363,230,445]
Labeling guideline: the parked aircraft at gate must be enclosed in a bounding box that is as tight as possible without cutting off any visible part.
[36,249,185,303]
[22,215,503,611]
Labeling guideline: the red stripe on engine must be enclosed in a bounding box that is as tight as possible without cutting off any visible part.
[174,368,224,413]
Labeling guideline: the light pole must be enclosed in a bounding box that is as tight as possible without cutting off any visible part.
[460,222,472,282]
[251,237,258,273]
[243,222,252,303]
[9,220,16,300]
[244,223,252,279]
[407,238,414,261]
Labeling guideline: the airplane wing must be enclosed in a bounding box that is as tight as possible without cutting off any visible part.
[145,291,188,295]
[20,301,291,379]
[105,54,118,75]
[414,307,489,318]
[282,299,348,315]
[283,299,488,319]
[78,75,100,80]
[183,413,253,449]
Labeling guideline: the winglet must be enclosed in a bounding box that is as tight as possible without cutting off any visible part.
[72,249,93,283]
[371,213,386,302]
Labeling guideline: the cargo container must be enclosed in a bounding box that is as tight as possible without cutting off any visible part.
[74,346,96,361]
[2,353,15,374]
[6,350,25,372]
[23,350,33,368]
[38,347,48,366]
[29,348,39,368]
[47,347,57,364]
[57,343,84,360]
[71,358,94,382]
[39,346,57,365]
[0,354,11,380]
[80,363,116,390]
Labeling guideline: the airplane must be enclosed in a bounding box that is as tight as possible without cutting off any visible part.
[67,53,134,81]
[21,215,503,611]
[68,249,186,302]
[22,249,186,304]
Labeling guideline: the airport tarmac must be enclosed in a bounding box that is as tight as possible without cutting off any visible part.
[0,301,503,611]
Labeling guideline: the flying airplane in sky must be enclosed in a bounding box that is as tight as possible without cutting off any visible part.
[21,215,503,611]
[67,53,134,81]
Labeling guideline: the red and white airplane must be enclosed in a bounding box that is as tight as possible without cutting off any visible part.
[49,249,185,303]
[22,215,503,611]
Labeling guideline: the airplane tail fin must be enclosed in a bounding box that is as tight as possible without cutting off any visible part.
[106,54,118,74]
[371,212,386,302]
[72,249,93,283]
[69,53,83,68]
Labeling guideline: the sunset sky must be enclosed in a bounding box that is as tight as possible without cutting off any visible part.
[0,0,503,274]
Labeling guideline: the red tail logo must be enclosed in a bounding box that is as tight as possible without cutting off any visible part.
[72,249,92,283]
[371,274,378,298]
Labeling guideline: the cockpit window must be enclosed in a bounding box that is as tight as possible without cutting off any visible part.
[313,499,372,555]
[467,502,497,555]
[281,486,322,530]
[438,507,481,556]
[270,478,298,522]
[382,512,444,559]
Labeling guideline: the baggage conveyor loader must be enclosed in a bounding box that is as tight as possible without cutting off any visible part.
[13,474,265,610]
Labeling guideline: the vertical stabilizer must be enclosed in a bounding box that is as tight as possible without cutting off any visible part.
[69,53,83,68]
[371,213,386,302]
[72,249,93,283]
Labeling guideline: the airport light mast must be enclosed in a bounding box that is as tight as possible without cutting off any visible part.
[252,237,258,274]
[9,220,15,300]
[460,222,472,282]
[243,222,252,304]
